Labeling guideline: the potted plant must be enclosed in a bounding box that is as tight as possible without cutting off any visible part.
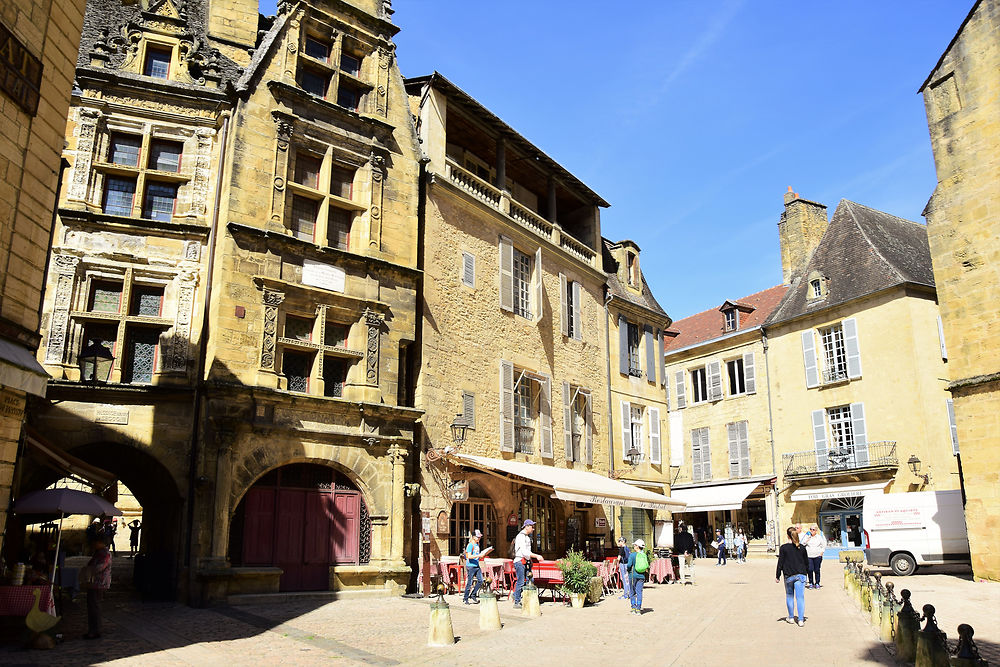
[557,549,598,608]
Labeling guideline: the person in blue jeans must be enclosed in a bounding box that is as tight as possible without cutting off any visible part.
[463,529,491,604]
[512,520,541,608]
[615,537,631,600]
[775,526,809,626]
[715,529,727,566]
[626,538,647,615]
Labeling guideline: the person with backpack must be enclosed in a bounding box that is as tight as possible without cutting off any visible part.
[626,538,648,615]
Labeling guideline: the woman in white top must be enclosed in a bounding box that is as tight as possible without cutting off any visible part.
[803,525,828,588]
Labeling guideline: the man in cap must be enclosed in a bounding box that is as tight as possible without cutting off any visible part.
[512,519,542,608]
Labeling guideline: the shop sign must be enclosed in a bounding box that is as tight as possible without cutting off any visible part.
[868,507,922,530]
[436,510,449,535]
[797,489,872,501]
[594,517,607,529]
[0,22,42,116]
[507,512,518,526]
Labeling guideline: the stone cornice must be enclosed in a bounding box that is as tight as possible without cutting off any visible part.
[266,80,395,137]
[59,208,211,238]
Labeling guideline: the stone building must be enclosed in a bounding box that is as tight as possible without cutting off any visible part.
[0,0,87,552]
[25,0,420,603]
[765,194,959,562]
[408,73,681,569]
[920,0,1000,581]
[664,284,787,550]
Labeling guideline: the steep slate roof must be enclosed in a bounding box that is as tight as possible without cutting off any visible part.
[766,199,935,326]
[664,285,788,352]
[602,239,669,321]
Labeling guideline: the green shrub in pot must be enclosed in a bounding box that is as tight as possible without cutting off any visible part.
[557,549,598,598]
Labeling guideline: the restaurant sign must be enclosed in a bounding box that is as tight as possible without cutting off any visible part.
[0,22,42,116]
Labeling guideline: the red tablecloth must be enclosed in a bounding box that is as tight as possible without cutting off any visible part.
[648,556,677,583]
[0,585,55,616]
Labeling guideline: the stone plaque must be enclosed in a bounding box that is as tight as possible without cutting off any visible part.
[302,259,345,293]
[0,21,42,115]
[95,406,129,425]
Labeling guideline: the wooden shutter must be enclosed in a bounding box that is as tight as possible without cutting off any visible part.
[563,381,573,461]
[499,360,514,452]
[499,236,513,312]
[812,409,828,472]
[539,374,553,457]
[849,402,868,466]
[701,429,712,480]
[462,251,475,287]
[644,325,655,383]
[801,331,819,388]
[559,273,568,336]
[571,281,582,340]
[947,399,959,454]
[743,351,756,394]
[620,400,631,461]
[658,331,666,387]
[584,392,593,465]
[738,420,750,477]
[707,360,723,400]
[669,411,684,466]
[937,315,948,361]
[618,316,629,375]
[675,370,686,409]
[533,247,543,322]
[691,430,703,482]
[462,391,475,428]
[843,318,862,379]
[648,407,661,465]
[727,422,740,478]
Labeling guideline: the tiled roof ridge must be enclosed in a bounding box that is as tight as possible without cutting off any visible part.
[840,198,926,229]
[840,200,906,285]
[672,284,786,325]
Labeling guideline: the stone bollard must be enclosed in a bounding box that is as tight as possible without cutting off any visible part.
[950,624,986,667]
[870,572,884,627]
[915,604,950,667]
[853,566,864,608]
[897,589,920,663]
[428,585,455,647]
[521,579,541,618]
[880,582,897,643]
[478,590,502,631]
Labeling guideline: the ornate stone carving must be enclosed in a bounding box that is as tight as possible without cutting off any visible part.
[369,152,386,248]
[45,256,80,364]
[364,308,381,385]
[167,272,198,372]
[183,240,201,261]
[68,109,101,202]
[260,290,285,369]
[190,129,214,216]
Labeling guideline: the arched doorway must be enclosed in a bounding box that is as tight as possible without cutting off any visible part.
[448,482,498,556]
[229,463,372,592]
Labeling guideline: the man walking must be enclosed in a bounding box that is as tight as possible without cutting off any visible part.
[84,531,112,639]
[512,519,541,609]
[674,522,694,556]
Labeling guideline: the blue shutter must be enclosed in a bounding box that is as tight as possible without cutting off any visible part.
[801,331,819,388]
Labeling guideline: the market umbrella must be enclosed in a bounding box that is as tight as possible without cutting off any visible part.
[12,487,122,599]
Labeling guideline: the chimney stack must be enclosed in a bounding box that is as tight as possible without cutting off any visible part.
[778,188,828,285]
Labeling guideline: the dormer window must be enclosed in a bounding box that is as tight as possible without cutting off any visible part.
[724,309,738,332]
[144,46,172,79]
[807,271,826,300]
[626,252,638,286]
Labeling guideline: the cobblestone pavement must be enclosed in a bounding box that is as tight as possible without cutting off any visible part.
[0,559,995,666]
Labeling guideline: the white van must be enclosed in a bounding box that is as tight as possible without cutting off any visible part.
[863,489,970,576]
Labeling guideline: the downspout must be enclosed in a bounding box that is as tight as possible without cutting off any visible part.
[603,288,616,540]
[762,327,780,545]
[185,110,230,600]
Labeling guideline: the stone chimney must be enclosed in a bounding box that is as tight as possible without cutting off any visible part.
[778,187,828,285]
[207,0,260,65]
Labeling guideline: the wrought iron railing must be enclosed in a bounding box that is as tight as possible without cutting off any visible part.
[515,425,535,454]
[782,441,898,477]
[822,368,849,384]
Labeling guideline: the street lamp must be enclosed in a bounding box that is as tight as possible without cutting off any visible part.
[450,414,468,445]
[78,340,114,384]
[907,455,930,484]
[610,445,643,479]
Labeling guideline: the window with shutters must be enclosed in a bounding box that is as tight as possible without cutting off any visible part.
[820,324,848,383]
[727,357,746,396]
[691,427,711,481]
[629,405,644,459]
[569,392,586,462]
[565,280,579,338]
[461,252,476,288]
[512,248,532,319]
[727,420,750,478]
[500,361,551,455]
[627,322,641,376]
[564,383,592,464]
[691,367,708,403]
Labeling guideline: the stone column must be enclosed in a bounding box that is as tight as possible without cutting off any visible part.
[257,289,285,388]
[269,113,294,232]
[389,443,408,562]
[44,255,80,366]
[166,269,198,373]
[368,152,385,250]
[363,308,382,402]
[66,108,101,208]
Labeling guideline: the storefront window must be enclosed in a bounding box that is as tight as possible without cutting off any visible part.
[520,490,556,555]
[448,484,498,555]
[819,497,865,548]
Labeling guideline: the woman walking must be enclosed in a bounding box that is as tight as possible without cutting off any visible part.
[626,539,648,615]
[615,537,631,600]
[775,526,809,626]
[734,528,748,563]
[803,524,827,588]
[462,529,491,604]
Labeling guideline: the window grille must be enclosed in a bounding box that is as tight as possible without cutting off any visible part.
[289,195,318,241]
[123,328,159,384]
[89,282,123,313]
[294,153,322,189]
[130,286,163,317]
[514,379,534,454]
[283,351,312,393]
[283,316,313,342]
[323,357,346,397]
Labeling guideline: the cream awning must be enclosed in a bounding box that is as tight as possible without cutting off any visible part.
[450,453,686,511]
[24,426,116,491]
[0,337,48,397]
[669,480,762,512]
[789,480,890,502]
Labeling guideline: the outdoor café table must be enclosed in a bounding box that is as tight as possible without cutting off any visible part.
[648,555,677,583]
[481,558,509,593]
[530,560,565,602]
[0,585,55,616]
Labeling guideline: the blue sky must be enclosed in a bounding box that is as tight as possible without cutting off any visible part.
[259,1,970,320]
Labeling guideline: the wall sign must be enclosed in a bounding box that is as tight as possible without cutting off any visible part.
[95,406,129,425]
[436,510,449,535]
[0,22,43,115]
[594,517,608,529]
[302,259,345,293]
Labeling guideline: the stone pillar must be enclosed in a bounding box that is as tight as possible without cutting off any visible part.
[166,269,198,373]
[66,108,101,207]
[44,255,80,366]
[389,443,408,562]
[269,113,294,233]
[495,136,506,190]
[211,436,233,559]
[363,308,382,402]
[257,289,285,388]
[368,152,385,250]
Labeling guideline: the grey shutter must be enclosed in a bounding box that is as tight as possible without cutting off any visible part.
[658,331,666,387]
[843,318,862,379]
[849,402,868,466]
[691,430,703,482]
[563,381,573,461]
[584,392,593,465]
[499,236,513,312]
[738,420,750,477]
[500,360,514,452]
[559,273,568,336]
[727,422,740,478]
[743,351,756,394]
[571,281,582,340]
[462,391,475,428]
[707,360,723,401]
[539,374,553,457]
[620,400,631,461]
[801,331,819,388]
[618,316,629,375]
[812,409,828,472]
[937,315,948,361]
[644,325,655,383]
[648,407,661,465]
[462,252,475,288]
[533,247,543,322]
[701,429,712,479]
[675,370,686,409]
[947,399,959,454]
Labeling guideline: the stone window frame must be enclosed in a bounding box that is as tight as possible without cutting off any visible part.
[284,140,368,249]
[294,15,375,113]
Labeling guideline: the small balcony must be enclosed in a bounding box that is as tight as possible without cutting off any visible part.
[782,441,898,478]
[515,425,535,454]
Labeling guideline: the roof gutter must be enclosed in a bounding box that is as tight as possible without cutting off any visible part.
[664,325,763,358]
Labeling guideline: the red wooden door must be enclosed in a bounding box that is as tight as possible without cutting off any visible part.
[332,492,360,564]
[300,492,334,590]
[242,488,275,565]
[275,489,306,591]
